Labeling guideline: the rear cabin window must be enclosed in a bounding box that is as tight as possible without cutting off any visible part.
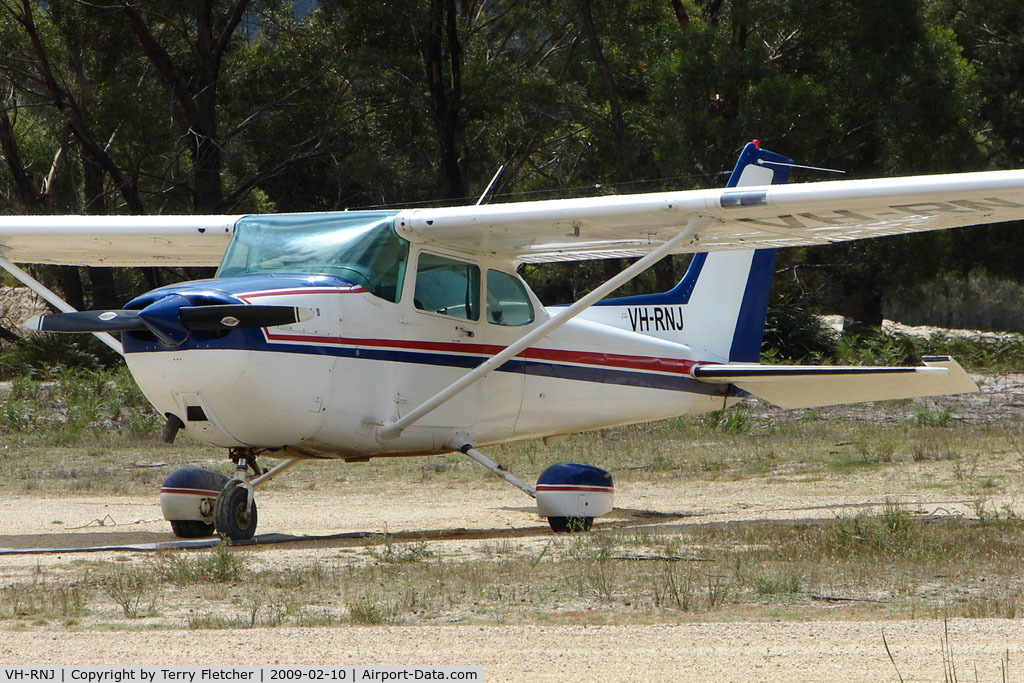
[414,253,480,321]
[486,270,534,326]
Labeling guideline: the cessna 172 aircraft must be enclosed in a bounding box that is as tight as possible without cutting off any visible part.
[0,141,1017,540]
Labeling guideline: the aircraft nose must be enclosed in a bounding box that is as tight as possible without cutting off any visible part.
[137,294,191,346]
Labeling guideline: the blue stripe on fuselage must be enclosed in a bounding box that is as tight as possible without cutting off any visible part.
[123,330,723,396]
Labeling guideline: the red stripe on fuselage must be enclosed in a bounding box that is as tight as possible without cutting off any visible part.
[535,485,615,493]
[240,286,365,298]
[237,287,700,375]
[261,331,699,376]
[160,487,222,497]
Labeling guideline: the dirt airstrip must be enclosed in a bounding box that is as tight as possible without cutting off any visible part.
[4,487,1024,681]
[0,373,1023,680]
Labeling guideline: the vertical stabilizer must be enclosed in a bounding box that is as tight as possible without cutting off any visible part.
[579,141,792,362]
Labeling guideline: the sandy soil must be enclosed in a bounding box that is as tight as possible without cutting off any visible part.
[1,478,1022,680]
[1,372,1022,679]
[1,621,1022,681]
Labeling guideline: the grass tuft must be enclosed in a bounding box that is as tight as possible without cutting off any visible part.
[153,543,246,584]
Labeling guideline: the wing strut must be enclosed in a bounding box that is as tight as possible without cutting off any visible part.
[0,255,123,355]
[375,215,712,442]
[457,443,536,498]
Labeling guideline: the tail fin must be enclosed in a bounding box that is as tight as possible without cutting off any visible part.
[583,141,792,362]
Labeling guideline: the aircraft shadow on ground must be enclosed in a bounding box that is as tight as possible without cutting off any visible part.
[0,506,696,555]
[1,502,967,555]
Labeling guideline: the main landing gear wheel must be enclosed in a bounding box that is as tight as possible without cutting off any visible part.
[214,484,258,541]
[170,520,215,538]
[548,516,593,533]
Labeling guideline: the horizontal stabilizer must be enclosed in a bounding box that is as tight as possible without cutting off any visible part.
[692,356,977,409]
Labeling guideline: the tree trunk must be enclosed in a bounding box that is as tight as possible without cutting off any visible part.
[192,0,226,213]
[423,0,468,200]
[119,0,250,213]
[670,0,689,29]
[842,273,883,332]
[0,97,41,209]
[654,257,676,292]
[81,149,119,309]
[576,0,634,184]
[58,266,85,312]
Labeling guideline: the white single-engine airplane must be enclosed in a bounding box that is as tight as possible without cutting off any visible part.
[0,141,1017,540]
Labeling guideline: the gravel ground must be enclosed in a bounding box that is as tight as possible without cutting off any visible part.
[0,472,1022,680]
[0,366,1021,679]
[2,621,1023,681]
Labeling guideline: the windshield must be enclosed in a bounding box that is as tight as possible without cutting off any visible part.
[217,211,407,302]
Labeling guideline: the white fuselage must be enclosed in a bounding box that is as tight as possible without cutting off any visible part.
[125,271,732,461]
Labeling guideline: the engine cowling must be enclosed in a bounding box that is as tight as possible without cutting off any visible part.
[535,462,614,532]
[160,466,229,538]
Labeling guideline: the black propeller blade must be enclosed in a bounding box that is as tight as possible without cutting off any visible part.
[24,310,144,333]
[179,305,313,330]
[25,304,313,335]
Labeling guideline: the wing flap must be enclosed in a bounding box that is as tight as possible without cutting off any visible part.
[692,356,977,409]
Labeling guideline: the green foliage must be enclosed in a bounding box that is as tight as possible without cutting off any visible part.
[0,0,1021,335]
[0,335,112,380]
[831,330,1024,372]
[762,293,837,362]
[0,365,161,444]
[834,332,921,366]
[910,403,958,427]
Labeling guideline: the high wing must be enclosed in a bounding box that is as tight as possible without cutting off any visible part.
[396,169,1024,263]
[0,215,239,266]
[1,169,1023,268]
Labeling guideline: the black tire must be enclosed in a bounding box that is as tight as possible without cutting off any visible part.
[548,516,593,533]
[214,484,258,541]
[169,520,216,538]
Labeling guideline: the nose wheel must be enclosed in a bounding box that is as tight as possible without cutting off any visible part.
[211,450,303,541]
[214,483,258,540]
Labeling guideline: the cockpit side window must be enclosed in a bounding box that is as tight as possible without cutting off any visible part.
[349,224,408,303]
[486,269,534,326]
[414,252,480,321]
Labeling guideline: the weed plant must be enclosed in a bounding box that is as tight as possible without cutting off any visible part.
[153,543,246,584]
[105,565,151,618]
[1,579,86,620]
